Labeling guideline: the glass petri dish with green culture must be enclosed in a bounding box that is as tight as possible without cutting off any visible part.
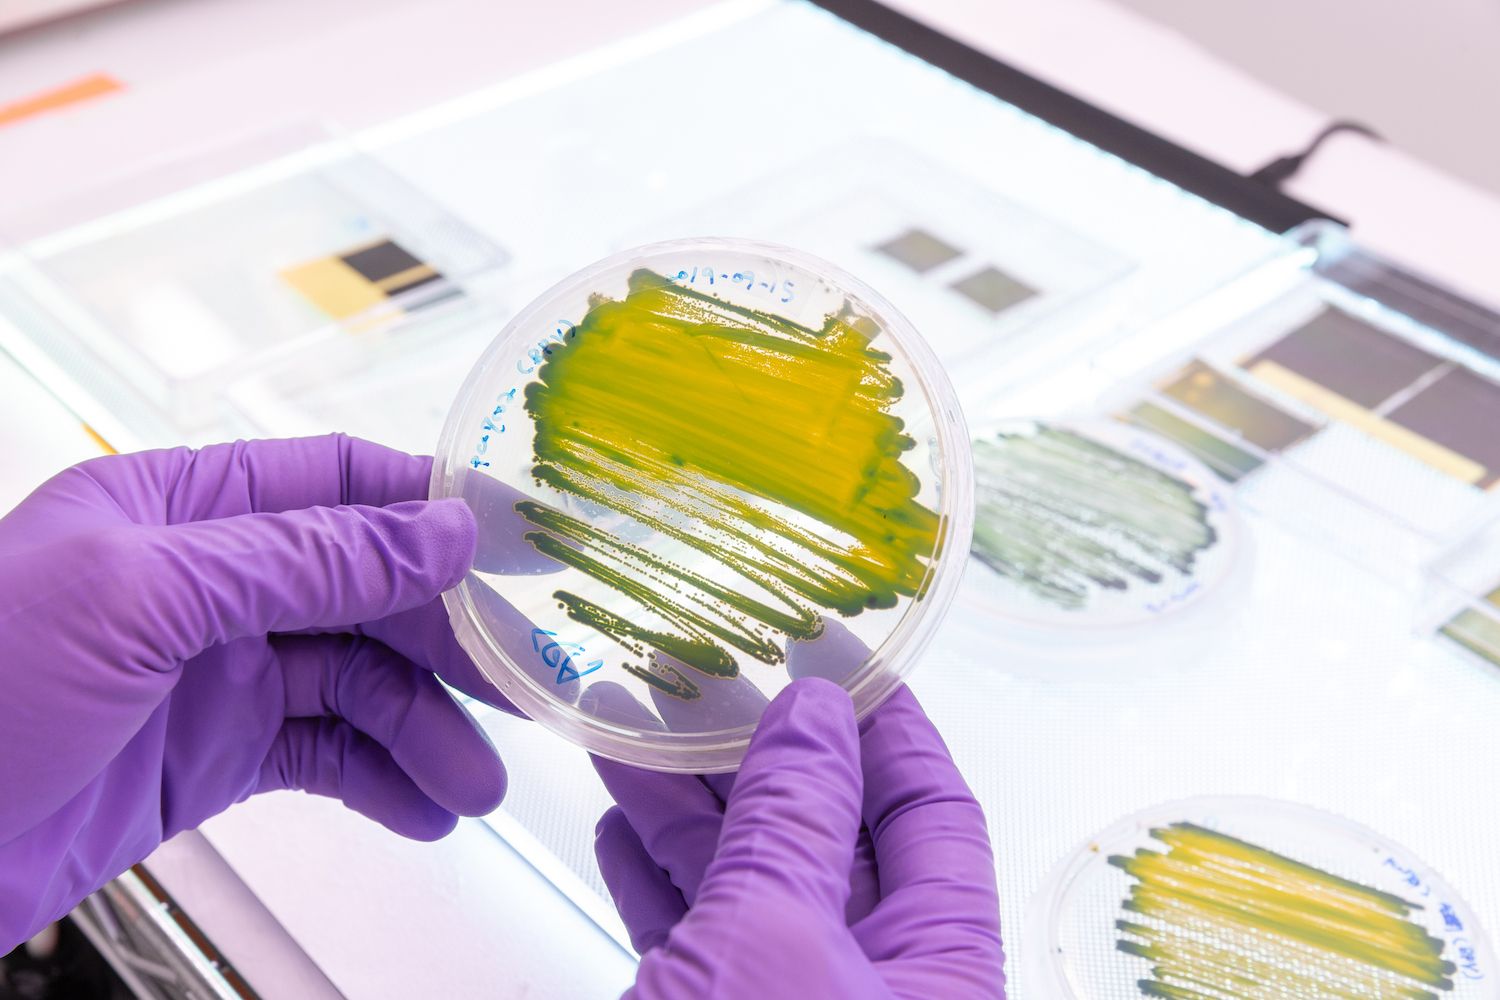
[965,418,1244,630]
[432,239,972,771]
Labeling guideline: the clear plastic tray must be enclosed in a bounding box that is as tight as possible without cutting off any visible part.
[630,140,1134,382]
[223,297,509,456]
[432,238,972,771]
[1424,514,1500,671]
[0,126,509,436]
[1088,223,1500,579]
[1027,796,1493,998]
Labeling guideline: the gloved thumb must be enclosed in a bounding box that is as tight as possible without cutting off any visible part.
[693,678,863,921]
[128,499,475,659]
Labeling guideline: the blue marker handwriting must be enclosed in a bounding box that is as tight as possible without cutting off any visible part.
[468,320,581,469]
[516,320,578,375]
[468,387,519,470]
[1383,856,1484,980]
[531,628,603,685]
[1382,856,1428,895]
[670,265,795,304]
[1145,579,1202,614]
[1456,939,1484,979]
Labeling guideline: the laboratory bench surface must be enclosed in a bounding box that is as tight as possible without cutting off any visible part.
[2,0,1499,997]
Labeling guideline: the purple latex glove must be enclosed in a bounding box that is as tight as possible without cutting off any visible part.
[0,435,510,951]
[593,679,1005,998]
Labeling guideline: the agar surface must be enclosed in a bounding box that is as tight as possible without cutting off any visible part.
[519,269,938,693]
[1111,822,1454,999]
[970,425,1216,611]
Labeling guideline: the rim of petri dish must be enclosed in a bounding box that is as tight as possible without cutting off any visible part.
[1026,795,1494,998]
[432,238,974,772]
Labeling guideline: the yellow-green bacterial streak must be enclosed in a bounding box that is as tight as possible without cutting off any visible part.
[520,269,938,686]
[517,499,813,672]
[1110,822,1455,999]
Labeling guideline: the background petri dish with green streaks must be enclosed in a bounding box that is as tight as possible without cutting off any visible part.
[964,418,1243,631]
[432,239,972,772]
[1026,796,1493,999]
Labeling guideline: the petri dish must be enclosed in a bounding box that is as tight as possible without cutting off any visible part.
[1027,796,1493,999]
[432,238,972,771]
[965,418,1243,631]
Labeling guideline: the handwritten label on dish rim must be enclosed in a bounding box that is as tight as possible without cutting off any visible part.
[468,318,575,470]
[1382,854,1486,982]
[669,265,796,303]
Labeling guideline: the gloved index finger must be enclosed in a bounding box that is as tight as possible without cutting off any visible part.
[158,435,434,522]
[143,498,475,658]
[313,478,563,708]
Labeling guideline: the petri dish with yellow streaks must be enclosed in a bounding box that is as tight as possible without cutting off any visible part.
[1026,796,1493,999]
[432,239,972,771]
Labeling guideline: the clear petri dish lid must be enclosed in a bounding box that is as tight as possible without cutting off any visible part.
[964,418,1244,633]
[1027,796,1494,998]
[432,238,972,772]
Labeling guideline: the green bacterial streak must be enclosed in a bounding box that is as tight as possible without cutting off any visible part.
[1110,822,1455,999]
[520,269,938,686]
[971,425,1216,611]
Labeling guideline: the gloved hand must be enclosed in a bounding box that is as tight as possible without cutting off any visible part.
[0,435,510,951]
[592,678,1005,998]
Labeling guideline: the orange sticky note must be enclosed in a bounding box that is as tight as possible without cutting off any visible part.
[0,73,124,129]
